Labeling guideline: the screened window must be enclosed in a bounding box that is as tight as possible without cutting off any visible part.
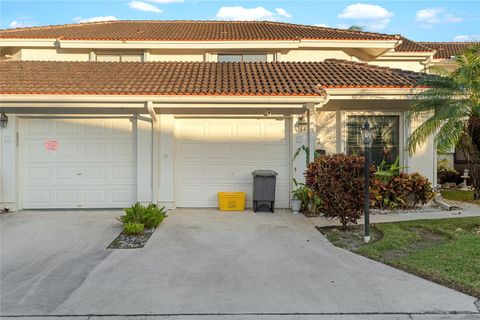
[346,115,400,165]
[218,54,267,62]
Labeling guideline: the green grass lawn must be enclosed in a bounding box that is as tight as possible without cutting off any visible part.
[319,217,480,298]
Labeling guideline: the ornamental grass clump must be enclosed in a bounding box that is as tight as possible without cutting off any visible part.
[119,202,167,234]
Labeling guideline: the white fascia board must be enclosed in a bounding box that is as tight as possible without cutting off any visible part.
[326,88,426,100]
[377,51,434,61]
[0,94,323,106]
[299,39,398,49]
[58,40,301,50]
[0,38,57,47]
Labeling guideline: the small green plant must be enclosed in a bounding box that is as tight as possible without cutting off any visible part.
[292,145,320,167]
[143,203,166,228]
[374,157,407,181]
[120,202,166,229]
[124,222,144,235]
[292,179,322,216]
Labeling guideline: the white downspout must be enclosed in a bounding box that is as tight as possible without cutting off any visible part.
[147,101,159,204]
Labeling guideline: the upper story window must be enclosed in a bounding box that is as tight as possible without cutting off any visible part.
[218,54,267,62]
[346,115,400,166]
[96,53,143,62]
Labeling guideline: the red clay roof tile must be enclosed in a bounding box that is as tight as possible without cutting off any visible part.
[0,60,424,96]
[418,42,473,59]
[0,20,400,41]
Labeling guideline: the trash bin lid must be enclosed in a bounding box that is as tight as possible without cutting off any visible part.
[251,169,278,177]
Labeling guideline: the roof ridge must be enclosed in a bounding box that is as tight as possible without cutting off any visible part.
[0,19,399,40]
[0,20,117,33]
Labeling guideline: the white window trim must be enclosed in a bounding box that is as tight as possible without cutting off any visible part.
[340,110,405,166]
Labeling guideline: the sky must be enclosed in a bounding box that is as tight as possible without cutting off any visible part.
[0,0,479,42]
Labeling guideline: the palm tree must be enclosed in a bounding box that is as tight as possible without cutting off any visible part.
[407,43,480,198]
[348,25,364,31]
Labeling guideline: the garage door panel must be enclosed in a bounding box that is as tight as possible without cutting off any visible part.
[206,165,231,181]
[26,119,51,135]
[111,142,135,157]
[55,167,78,182]
[26,167,51,182]
[83,167,106,180]
[24,190,51,206]
[21,117,136,209]
[208,123,232,140]
[85,143,106,157]
[55,120,78,135]
[177,143,204,160]
[236,123,261,140]
[55,190,78,204]
[176,118,290,208]
[178,164,205,181]
[84,190,106,204]
[234,145,262,161]
[264,123,287,141]
[54,144,80,160]
[206,144,232,160]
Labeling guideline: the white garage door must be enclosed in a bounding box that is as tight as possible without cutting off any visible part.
[175,118,290,208]
[21,118,136,209]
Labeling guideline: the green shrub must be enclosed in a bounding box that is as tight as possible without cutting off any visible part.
[124,222,144,235]
[437,159,462,185]
[121,202,166,229]
[292,179,322,216]
[370,172,434,210]
[305,154,366,226]
[441,189,475,202]
[143,203,165,228]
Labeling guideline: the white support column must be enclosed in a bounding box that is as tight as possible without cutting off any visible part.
[159,111,175,209]
[136,114,153,204]
[1,115,18,211]
[306,103,316,163]
[147,102,159,204]
[143,50,150,62]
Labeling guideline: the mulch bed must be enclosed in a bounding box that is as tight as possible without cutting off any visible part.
[108,228,155,249]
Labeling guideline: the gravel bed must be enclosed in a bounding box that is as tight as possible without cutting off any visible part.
[370,204,445,215]
[108,228,155,249]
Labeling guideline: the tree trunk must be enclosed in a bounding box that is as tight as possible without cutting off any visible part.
[466,116,480,198]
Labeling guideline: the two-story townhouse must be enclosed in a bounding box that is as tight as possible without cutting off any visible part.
[0,20,439,211]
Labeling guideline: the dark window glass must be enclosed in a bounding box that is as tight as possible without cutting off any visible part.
[347,115,400,165]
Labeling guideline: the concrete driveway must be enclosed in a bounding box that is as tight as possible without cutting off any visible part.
[1,209,479,319]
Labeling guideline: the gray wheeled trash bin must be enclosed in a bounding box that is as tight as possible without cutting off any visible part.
[251,170,278,213]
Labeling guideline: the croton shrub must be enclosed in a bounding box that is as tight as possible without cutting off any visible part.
[305,154,434,226]
[305,154,368,226]
[370,172,434,210]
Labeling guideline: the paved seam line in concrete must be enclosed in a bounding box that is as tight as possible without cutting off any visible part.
[475,299,480,312]
[2,311,480,317]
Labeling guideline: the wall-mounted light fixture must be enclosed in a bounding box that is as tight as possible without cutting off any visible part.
[294,115,308,133]
[0,113,8,129]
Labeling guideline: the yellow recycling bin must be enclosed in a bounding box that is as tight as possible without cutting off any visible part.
[218,192,246,211]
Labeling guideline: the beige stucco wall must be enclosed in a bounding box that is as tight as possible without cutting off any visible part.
[315,111,337,154]
[282,49,352,62]
[149,49,205,62]
[18,48,90,61]
[368,60,426,72]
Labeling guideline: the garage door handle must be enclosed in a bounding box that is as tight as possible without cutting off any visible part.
[77,173,83,175]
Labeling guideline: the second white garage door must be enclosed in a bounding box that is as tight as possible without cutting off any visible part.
[175,118,290,208]
[21,117,136,209]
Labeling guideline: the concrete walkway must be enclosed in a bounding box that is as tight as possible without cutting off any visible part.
[309,201,480,227]
[1,209,479,319]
